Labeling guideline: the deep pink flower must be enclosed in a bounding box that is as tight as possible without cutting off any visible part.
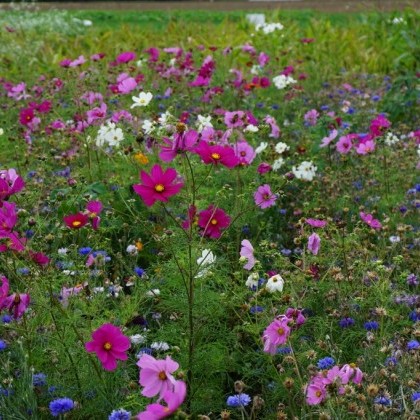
[197,206,230,239]
[85,324,131,371]
[86,103,107,125]
[360,212,382,229]
[257,163,272,174]
[307,233,321,255]
[137,380,186,420]
[254,184,277,209]
[0,292,30,319]
[19,108,35,126]
[0,231,26,252]
[116,51,136,64]
[29,251,50,267]
[262,317,291,355]
[305,218,327,228]
[370,115,391,137]
[144,47,160,62]
[63,213,89,229]
[133,165,184,207]
[0,202,18,232]
[159,130,199,162]
[137,354,179,399]
[194,141,239,168]
[240,240,255,270]
[284,308,306,327]
[189,55,215,87]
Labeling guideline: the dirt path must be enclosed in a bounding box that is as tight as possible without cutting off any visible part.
[19,1,417,13]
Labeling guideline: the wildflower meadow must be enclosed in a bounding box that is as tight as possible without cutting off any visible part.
[0,3,419,419]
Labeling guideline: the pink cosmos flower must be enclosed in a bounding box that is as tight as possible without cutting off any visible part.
[19,108,35,126]
[194,141,239,168]
[359,212,382,229]
[133,165,184,207]
[304,109,319,126]
[340,364,363,384]
[137,380,186,420]
[305,218,327,228]
[262,317,291,355]
[60,284,84,308]
[306,377,327,405]
[159,130,199,162]
[85,323,131,371]
[86,201,103,230]
[307,233,321,255]
[240,239,255,270]
[356,139,375,155]
[0,169,25,201]
[0,275,10,307]
[189,55,215,87]
[144,47,160,62]
[257,163,272,174]
[258,52,270,67]
[224,111,245,128]
[137,354,179,399]
[0,202,18,232]
[264,116,280,138]
[320,129,338,148]
[254,184,277,209]
[117,76,137,94]
[0,231,26,252]
[336,135,353,154]
[63,213,89,229]
[69,55,86,67]
[234,141,256,166]
[284,308,306,327]
[116,51,136,64]
[86,103,107,125]
[0,292,30,319]
[197,206,231,239]
[29,251,50,267]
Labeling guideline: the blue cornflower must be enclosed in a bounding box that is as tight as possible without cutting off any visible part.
[226,393,252,407]
[250,306,264,314]
[49,398,74,417]
[320,105,329,111]
[317,357,335,369]
[277,346,291,355]
[374,396,392,406]
[364,321,379,331]
[339,317,355,328]
[134,267,145,277]
[32,373,47,387]
[407,340,419,350]
[17,267,30,275]
[25,230,35,238]
[281,248,292,257]
[411,392,420,402]
[385,357,398,366]
[1,315,12,323]
[407,274,418,286]
[409,311,420,322]
[78,247,92,255]
[109,409,131,420]
[372,95,381,102]
[137,348,152,357]
[0,340,7,351]
[241,225,251,235]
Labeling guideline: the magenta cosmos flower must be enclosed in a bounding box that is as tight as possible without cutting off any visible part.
[137,354,179,399]
[234,141,256,166]
[85,324,131,371]
[63,212,89,229]
[305,218,327,228]
[359,212,382,229]
[0,168,25,201]
[197,206,231,239]
[0,202,18,232]
[307,233,321,255]
[137,380,186,420]
[254,184,277,209]
[262,317,291,355]
[194,141,239,169]
[0,292,30,319]
[240,240,255,270]
[0,275,10,306]
[133,165,184,207]
[159,130,199,162]
[86,200,103,230]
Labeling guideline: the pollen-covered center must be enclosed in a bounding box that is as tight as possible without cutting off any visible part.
[158,371,167,381]
[277,327,284,335]
[72,221,81,227]
[315,390,322,397]
[211,153,221,160]
[210,218,218,225]
[263,194,270,200]
[155,184,165,192]
[103,342,112,351]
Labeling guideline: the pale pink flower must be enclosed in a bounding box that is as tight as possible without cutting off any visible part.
[240,240,255,270]
[307,233,321,255]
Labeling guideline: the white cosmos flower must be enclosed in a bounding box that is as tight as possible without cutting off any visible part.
[131,92,153,108]
[245,272,260,289]
[196,115,213,132]
[196,249,216,278]
[255,142,268,154]
[266,274,284,293]
[272,157,285,171]
[292,161,317,181]
[272,74,296,90]
[275,142,289,154]
[245,124,259,133]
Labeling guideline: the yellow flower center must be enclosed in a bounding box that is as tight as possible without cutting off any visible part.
[158,371,167,380]
[72,221,81,227]
[277,327,284,335]
[263,194,270,200]
[103,342,112,350]
[155,184,165,192]
[210,218,218,225]
[349,363,357,368]
[316,390,322,397]
[211,152,221,160]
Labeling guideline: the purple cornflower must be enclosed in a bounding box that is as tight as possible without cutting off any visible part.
[33,373,47,387]
[226,393,252,407]
[49,398,74,417]
[407,274,418,286]
[317,357,335,369]
[108,408,131,420]
[364,321,379,331]
[407,340,419,350]
[374,396,392,406]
